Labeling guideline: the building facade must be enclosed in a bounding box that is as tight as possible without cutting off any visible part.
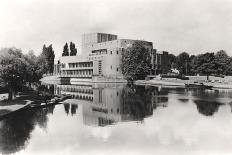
[151,50,170,75]
[54,33,169,82]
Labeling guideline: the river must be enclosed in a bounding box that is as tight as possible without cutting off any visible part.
[1,83,232,155]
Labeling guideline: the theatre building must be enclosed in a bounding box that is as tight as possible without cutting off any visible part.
[53,33,169,83]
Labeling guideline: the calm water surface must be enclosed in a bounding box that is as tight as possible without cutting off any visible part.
[1,83,232,155]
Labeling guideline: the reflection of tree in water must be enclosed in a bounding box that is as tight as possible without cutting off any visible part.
[194,100,223,116]
[228,102,232,113]
[64,103,70,115]
[63,104,78,116]
[36,106,54,129]
[0,107,53,154]
[121,85,153,121]
[178,98,189,103]
[71,104,78,116]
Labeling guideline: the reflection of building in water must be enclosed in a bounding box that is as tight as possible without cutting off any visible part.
[54,84,93,101]
[55,84,157,126]
[150,87,169,109]
[81,85,124,126]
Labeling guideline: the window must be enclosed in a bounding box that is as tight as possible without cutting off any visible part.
[110,51,112,54]
[99,89,102,103]
[111,65,112,69]
[117,67,119,72]
[99,61,102,75]
[116,51,119,54]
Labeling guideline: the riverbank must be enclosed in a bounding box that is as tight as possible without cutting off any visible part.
[0,90,48,119]
[0,96,32,119]
[136,76,232,89]
[0,89,72,120]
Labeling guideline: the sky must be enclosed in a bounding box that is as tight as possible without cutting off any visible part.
[0,0,232,59]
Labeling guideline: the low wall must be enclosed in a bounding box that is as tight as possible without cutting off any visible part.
[92,76,127,83]
[186,76,232,82]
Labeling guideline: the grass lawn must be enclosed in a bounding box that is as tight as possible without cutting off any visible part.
[0,91,41,106]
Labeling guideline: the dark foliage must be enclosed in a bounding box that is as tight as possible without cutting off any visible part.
[69,42,77,56]
[62,43,69,56]
[121,41,151,81]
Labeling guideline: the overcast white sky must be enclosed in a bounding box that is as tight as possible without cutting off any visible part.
[0,0,232,59]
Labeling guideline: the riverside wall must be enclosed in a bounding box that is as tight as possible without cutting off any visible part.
[187,76,232,82]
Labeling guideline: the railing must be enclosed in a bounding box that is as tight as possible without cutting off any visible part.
[59,74,92,78]
[42,73,54,77]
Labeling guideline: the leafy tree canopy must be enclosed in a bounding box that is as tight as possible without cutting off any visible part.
[176,52,190,75]
[69,42,77,56]
[62,43,69,56]
[0,46,55,100]
[121,41,151,81]
[38,44,55,74]
[0,48,29,99]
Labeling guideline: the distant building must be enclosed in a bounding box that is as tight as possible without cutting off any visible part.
[150,50,170,75]
[54,33,170,82]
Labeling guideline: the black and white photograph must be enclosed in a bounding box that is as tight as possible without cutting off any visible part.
[0,0,232,154]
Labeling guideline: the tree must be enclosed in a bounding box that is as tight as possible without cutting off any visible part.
[0,48,29,100]
[188,55,196,75]
[168,54,177,69]
[121,41,151,81]
[62,43,69,56]
[38,44,55,74]
[23,50,40,84]
[46,45,55,73]
[214,50,229,75]
[192,52,216,80]
[37,54,49,77]
[0,45,55,100]
[176,52,190,75]
[225,57,232,75]
[69,42,77,56]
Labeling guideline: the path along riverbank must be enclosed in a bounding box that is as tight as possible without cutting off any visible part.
[0,94,32,119]
[0,91,71,120]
